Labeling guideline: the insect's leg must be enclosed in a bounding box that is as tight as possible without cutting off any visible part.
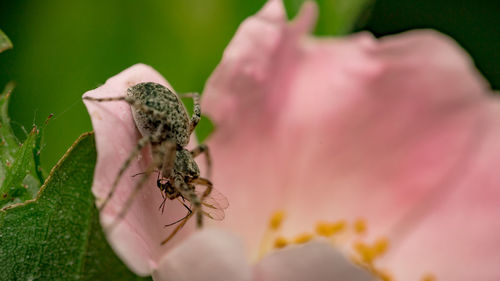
[174,176,204,228]
[159,140,176,178]
[83,95,132,107]
[156,171,167,214]
[179,93,201,134]
[161,199,193,245]
[99,135,152,212]
[84,95,169,122]
[161,210,193,245]
[83,96,127,102]
[190,144,212,179]
[158,195,167,213]
[190,144,208,158]
[107,158,160,230]
[106,122,167,229]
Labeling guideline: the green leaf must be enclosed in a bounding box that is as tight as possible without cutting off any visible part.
[284,0,375,35]
[0,83,43,208]
[0,126,41,207]
[0,132,151,281]
[0,83,19,156]
[0,29,13,53]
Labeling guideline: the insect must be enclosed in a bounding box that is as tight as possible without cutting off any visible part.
[83,82,228,244]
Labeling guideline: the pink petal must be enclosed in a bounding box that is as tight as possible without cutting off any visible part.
[202,0,317,131]
[202,0,500,279]
[83,64,195,275]
[383,101,500,280]
[253,241,374,281]
[202,0,323,254]
[153,228,251,281]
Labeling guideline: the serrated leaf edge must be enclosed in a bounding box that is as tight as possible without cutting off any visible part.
[0,131,94,212]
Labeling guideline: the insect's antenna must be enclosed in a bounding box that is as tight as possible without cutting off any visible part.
[51,96,82,123]
[32,108,38,127]
[10,120,29,137]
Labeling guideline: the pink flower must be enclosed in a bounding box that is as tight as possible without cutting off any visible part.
[83,0,500,280]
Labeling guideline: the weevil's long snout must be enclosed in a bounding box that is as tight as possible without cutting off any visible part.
[151,141,176,178]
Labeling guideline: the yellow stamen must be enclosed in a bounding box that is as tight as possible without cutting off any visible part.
[293,233,313,244]
[354,237,390,265]
[315,220,346,237]
[373,237,389,256]
[354,218,367,234]
[354,241,376,264]
[316,222,334,237]
[274,236,288,249]
[421,274,436,281]
[259,212,431,281]
[258,211,288,258]
[269,210,286,230]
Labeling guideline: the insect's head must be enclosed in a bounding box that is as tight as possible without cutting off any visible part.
[156,178,180,199]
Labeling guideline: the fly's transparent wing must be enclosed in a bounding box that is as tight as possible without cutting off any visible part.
[195,186,229,221]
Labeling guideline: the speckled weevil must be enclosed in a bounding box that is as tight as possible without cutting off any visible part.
[84,82,227,244]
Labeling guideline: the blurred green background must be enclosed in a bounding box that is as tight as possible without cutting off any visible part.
[1,0,499,170]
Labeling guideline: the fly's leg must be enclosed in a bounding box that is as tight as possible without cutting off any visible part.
[174,175,203,228]
[190,144,212,179]
[164,198,192,227]
[179,93,200,135]
[161,210,193,245]
[159,194,167,214]
[160,182,201,245]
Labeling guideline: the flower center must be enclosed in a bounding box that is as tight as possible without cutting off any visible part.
[258,210,436,281]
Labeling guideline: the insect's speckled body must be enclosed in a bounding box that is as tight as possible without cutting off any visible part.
[127,82,191,146]
[83,81,228,245]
